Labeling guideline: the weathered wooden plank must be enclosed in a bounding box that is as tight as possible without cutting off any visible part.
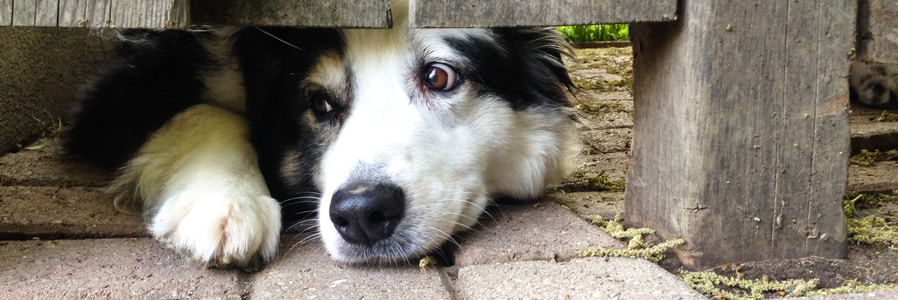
[625,0,852,270]
[6,0,187,28]
[12,0,58,26]
[0,0,12,26]
[190,0,391,28]
[59,0,108,27]
[857,0,898,64]
[409,0,676,27]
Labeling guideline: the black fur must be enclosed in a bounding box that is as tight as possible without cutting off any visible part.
[443,28,574,111]
[230,27,345,220]
[64,29,215,169]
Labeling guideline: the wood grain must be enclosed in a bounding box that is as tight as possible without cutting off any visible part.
[410,0,676,27]
[0,0,11,26]
[190,0,391,28]
[625,0,852,269]
[857,0,898,64]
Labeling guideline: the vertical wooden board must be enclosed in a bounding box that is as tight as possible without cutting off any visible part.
[626,0,851,269]
[857,0,898,64]
[410,0,676,27]
[190,0,391,28]
[12,0,60,26]
[58,0,111,28]
[0,0,11,26]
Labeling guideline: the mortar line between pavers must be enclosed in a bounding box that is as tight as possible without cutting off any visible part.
[437,267,460,300]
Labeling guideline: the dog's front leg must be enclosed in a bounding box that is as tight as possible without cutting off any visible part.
[109,104,281,268]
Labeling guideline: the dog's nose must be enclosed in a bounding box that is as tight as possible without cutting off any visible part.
[329,183,405,246]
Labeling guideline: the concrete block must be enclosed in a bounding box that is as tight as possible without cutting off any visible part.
[454,257,705,300]
[0,186,144,239]
[453,201,624,266]
[251,237,451,299]
[0,238,244,299]
[0,137,112,187]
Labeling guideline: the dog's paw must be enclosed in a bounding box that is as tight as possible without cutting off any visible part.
[148,185,282,269]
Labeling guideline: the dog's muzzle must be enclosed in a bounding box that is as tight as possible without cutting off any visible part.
[329,183,405,246]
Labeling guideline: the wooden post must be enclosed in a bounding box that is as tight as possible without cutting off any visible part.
[857,0,898,64]
[625,0,854,270]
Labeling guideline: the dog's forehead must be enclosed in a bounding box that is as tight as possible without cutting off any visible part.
[304,52,347,90]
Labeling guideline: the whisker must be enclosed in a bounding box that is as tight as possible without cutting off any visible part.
[254,27,312,55]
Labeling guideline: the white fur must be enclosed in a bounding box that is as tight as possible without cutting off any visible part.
[109,104,280,267]
[313,4,579,263]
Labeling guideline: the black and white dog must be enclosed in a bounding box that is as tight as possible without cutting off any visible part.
[65,2,579,268]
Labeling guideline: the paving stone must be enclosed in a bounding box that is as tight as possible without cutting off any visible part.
[0,238,244,299]
[549,191,625,220]
[849,104,898,154]
[0,186,144,239]
[790,291,898,299]
[0,136,111,187]
[250,237,451,299]
[847,161,898,194]
[454,257,705,300]
[453,201,624,266]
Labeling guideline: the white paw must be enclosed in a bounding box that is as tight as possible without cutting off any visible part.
[148,183,282,268]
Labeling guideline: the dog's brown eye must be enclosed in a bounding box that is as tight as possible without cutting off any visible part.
[313,97,333,113]
[423,63,459,91]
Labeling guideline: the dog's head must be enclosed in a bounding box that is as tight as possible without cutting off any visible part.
[234,5,579,264]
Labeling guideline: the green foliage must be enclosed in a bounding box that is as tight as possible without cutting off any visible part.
[556,24,630,43]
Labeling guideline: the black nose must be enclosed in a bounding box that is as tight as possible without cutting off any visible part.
[329,183,405,246]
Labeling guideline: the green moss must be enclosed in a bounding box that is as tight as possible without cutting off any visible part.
[848,149,898,167]
[848,215,898,248]
[872,111,898,122]
[843,194,863,217]
[578,214,684,262]
[563,170,626,192]
[806,280,898,297]
[679,271,819,299]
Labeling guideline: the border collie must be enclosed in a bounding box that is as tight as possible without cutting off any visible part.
[64,2,579,268]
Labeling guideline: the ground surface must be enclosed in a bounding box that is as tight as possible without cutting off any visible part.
[557,47,898,298]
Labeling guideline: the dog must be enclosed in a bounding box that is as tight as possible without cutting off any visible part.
[64,1,579,268]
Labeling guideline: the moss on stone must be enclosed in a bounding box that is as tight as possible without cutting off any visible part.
[578,213,684,262]
[872,111,898,122]
[848,149,898,167]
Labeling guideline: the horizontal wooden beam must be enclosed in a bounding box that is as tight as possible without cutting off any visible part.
[190,0,391,28]
[409,0,677,27]
[0,0,188,28]
[0,0,391,28]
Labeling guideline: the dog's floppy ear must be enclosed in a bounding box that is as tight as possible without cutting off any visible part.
[492,28,576,108]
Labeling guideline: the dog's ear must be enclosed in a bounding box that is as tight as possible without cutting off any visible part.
[492,28,576,107]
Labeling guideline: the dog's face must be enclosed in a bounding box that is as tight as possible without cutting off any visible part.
[298,24,578,263]
[237,9,579,263]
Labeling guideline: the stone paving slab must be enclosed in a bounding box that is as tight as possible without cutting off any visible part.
[790,291,898,299]
[0,136,111,187]
[252,237,450,299]
[453,257,705,300]
[0,186,144,239]
[847,161,898,194]
[453,201,624,267]
[0,238,245,299]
